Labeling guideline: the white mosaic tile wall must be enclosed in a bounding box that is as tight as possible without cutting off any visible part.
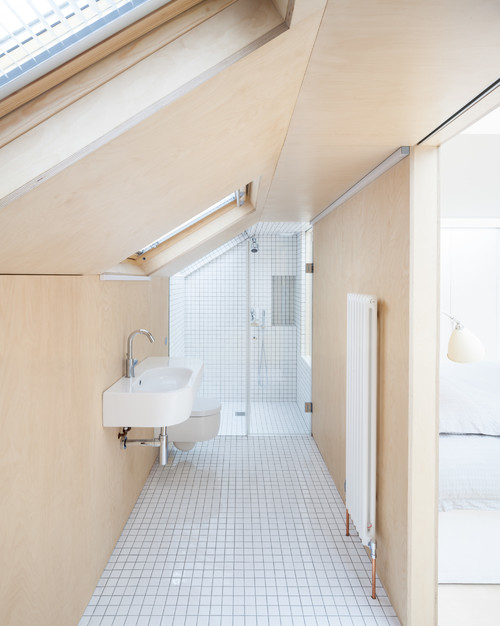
[169,224,312,417]
[249,234,297,402]
[296,356,312,425]
[183,243,247,401]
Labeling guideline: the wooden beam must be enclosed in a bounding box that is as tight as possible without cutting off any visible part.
[0,0,215,120]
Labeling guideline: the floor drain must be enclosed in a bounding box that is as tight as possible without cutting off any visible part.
[235,411,245,416]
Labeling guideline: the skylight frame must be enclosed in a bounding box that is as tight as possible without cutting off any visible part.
[136,187,247,256]
[0,0,176,100]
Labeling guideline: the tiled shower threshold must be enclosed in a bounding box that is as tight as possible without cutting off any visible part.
[219,402,310,436]
[80,436,400,626]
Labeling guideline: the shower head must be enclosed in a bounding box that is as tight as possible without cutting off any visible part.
[250,236,259,253]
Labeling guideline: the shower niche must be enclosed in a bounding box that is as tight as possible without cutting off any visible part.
[271,275,295,326]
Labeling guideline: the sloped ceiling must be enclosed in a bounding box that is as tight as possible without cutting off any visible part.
[263,0,500,221]
[0,0,500,275]
[0,0,320,274]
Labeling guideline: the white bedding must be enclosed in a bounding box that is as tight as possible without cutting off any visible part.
[440,360,500,435]
[439,434,500,512]
[439,510,500,583]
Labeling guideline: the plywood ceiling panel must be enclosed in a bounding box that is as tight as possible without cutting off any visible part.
[0,0,283,206]
[0,9,323,275]
[263,0,500,221]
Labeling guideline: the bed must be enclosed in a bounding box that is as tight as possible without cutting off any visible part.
[439,360,500,584]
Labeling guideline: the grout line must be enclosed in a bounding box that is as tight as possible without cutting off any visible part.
[79,435,398,625]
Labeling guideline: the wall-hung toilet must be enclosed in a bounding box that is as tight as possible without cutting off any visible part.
[168,397,221,451]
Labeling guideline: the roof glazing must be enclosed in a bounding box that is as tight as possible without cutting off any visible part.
[0,0,171,97]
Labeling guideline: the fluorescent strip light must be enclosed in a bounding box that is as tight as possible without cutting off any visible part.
[100,274,151,281]
[311,147,410,225]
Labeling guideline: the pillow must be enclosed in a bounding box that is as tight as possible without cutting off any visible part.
[440,360,500,436]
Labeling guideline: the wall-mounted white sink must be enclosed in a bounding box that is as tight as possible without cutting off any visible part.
[103,356,203,428]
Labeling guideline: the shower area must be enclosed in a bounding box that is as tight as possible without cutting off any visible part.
[169,223,312,435]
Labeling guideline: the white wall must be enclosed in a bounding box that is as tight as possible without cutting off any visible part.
[440,135,500,219]
[184,242,248,401]
[439,127,500,361]
[440,227,500,361]
[249,234,298,401]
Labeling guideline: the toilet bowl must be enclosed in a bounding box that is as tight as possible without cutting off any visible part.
[168,397,221,451]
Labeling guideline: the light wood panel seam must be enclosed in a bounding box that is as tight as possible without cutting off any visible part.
[259,7,325,219]
[0,22,288,212]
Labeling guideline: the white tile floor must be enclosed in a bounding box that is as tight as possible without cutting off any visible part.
[219,402,310,436]
[80,436,400,626]
[219,403,246,436]
[250,403,310,436]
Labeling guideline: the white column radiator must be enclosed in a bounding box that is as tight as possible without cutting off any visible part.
[345,293,378,597]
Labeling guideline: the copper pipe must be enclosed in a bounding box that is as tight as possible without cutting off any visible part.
[346,508,349,536]
[371,557,376,599]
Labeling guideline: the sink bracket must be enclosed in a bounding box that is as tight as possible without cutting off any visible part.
[119,426,169,466]
[118,427,132,441]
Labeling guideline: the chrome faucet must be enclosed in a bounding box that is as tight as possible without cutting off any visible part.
[126,329,155,377]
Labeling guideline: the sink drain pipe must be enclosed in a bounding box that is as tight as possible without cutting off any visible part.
[118,427,169,465]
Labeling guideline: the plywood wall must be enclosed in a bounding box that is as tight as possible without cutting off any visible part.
[0,275,168,625]
[312,159,411,623]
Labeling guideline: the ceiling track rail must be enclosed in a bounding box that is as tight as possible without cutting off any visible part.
[418,77,500,145]
[311,146,409,225]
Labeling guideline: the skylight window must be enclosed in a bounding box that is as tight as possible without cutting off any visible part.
[136,188,247,256]
[0,0,173,97]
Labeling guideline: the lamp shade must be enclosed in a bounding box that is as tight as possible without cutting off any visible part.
[447,326,485,363]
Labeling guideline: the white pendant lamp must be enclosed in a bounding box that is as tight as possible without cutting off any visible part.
[443,313,485,363]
